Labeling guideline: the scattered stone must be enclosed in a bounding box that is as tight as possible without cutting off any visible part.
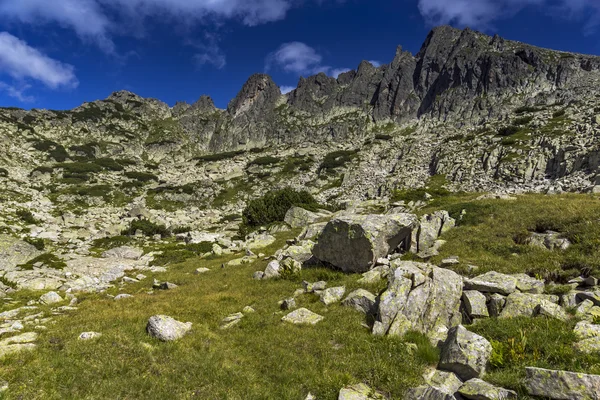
[424,369,463,394]
[342,289,377,315]
[312,213,417,273]
[536,299,569,321]
[136,274,147,280]
[263,260,281,279]
[577,290,600,306]
[101,246,143,260]
[526,231,571,251]
[462,290,489,319]
[242,306,255,314]
[464,272,517,295]
[284,207,322,228]
[320,286,346,306]
[338,383,385,400]
[146,315,192,341]
[438,325,492,381]
[195,268,210,274]
[0,332,38,358]
[458,378,517,400]
[114,294,133,301]
[78,332,102,340]
[513,273,545,294]
[413,211,456,255]
[155,281,178,290]
[280,298,297,310]
[252,271,265,280]
[220,313,244,329]
[281,308,324,325]
[39,291,63,305]
[441,257,460,268]
[525,367,600,400]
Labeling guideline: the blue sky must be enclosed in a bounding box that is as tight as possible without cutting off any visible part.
[0,0,599,110]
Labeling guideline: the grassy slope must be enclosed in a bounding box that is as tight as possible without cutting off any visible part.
[1,233,431,400]
[3,194,600,399]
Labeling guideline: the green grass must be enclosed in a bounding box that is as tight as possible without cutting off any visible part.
[150,242,214,266]
[16,209,40,225]
[1,233,431,399]
[470,317,600,398]
[391,174,452,203]
[17,253,66,270]
[428,193,600,281]
[319,150,358,173]
[122,219,170,238]
[247,156,280,167]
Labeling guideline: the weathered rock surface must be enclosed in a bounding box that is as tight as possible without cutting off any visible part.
[464,272,517,295]
[342,289,377,315]
[438,325,492,381]
[373,262,462,344]
[338,383,384,400]
[146,315,192,342]
[525,367,600,400]
[312,213,417,273]
[457,378,517,400]
[281,308,324,325]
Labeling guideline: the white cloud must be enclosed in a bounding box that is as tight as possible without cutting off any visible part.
[192,32,226,69]
[0,82,34,102]
[416,0,600,32]
[266,41,352,79]
[266,42,324,74]
[280,85,296,94]
[0,32,78,90]
[368,60,381,67]
[331,68,351,78]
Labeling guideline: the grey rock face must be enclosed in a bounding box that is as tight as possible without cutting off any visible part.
[500,292,560,318]
[284,207,323,228]
[39,291,63,305]
[458,378,517,400]
[373,262,463,344]
[146,315,192,342]
[342,289,377,315]
[462,291,489,319]
[438,325,492,381]
[320,286,346,306]
[101,246,143,260]
[312,213,417,273]
[464,272,517,295]
[525,367,600,400]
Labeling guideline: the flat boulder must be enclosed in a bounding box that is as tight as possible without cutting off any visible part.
[464,272,517,295]
[458,379,517,400]
[312,213,417,273]
[284,207,323,228]
[281,308,324,325]
[146,315,192,342]
[525,367,600,400]
[101,246,143,260]
[500,293,560,319]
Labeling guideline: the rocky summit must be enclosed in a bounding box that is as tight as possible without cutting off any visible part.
[1,26,600,399]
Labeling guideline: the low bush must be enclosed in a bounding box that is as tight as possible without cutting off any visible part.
[16,209,39,225]
[56,162,103,174]
[121,219,170,238]
[514,106,542,114]
[18,253,66,270]
[125,171,158,182]
[552,109,566,118]
[513,116,533,125]
[319,150,358,173]
[172,226,193,234]
[195,150,245,162]
[151,242,213,266]
[92,235,133,250]
[31,166,54,175]
[0,168,7,177]
[69,143,98,159]
[498,126,520,137]
[241,188,320,233]
[94,158,124,171]
[248,156,280,167]
[375,134,393,141]
[34,140,69,162]
[24,237,45,251]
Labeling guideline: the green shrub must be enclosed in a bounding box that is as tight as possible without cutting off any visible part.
[69,143,98,159]
[24,237,45,251]
[195,150,245,162]
[56,162,102,174]
[18,253,66,270]
[92,235,133,250]
[16,209,39,225]
[31,166,54,175]
[34,140,69,162]
[151,242,213,266]
[513,116,533,125]
[241,188,320,233]
[94,158,124,171]
[514,106,541,114]
[498,126,520,137]
[553,109,566,118]
[121,219,170,238]
[172,226,192,234]
[125,171,158,182]
[248,156,280,167]
[375,134,393,141]
[0,168,7,177]
[319,150,358,172]
[69,184,112,198]
[282,157,313,174]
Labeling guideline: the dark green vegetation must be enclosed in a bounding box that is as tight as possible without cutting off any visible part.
[0,167,8,177]
[241,188,320,234]
[125,171,158,183]
[1,234,430,399]
[498,125,520,137]
[471,318,600,398]
[16,209,39,225]
[319,150,358,173]
[391,175,451,203]
[195,150,246,163]
[17,253,66,271]
[24,237,45,251]
[247,156,280,167]
[91,235,133,250]
[121,219,170,238]
[430,194,600,282]
[150,242,213,266]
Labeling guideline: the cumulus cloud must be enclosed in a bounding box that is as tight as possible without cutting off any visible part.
[0,82,35,102]
[368,60,381,67]
[280,85,296,94]
[192,33,226,69]
[266,41,352,79]
[416,0,600,33]
[330,68,351,78]
[0,32,78,89]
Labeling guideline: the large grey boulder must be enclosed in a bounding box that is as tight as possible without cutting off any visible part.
[146,315,192,341]
[438,325,492,381]
[457,378,517,400]
[373,262,463,344]
[464,272,517,295]
[462,291,489,319]
[284,207,323,228]
[525,367,600,400]
[0,234,43,271]
[338,383,384,400]
[312,213,417,273]
[320,286,345,306]
[404,385,456,400]
[500,292,560,318]
[281,308,324,325]
[39,291,63,305]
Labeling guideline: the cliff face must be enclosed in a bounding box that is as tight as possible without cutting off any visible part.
[1,25,600,198]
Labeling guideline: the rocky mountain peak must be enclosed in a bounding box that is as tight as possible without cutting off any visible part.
[227,73,280,119]
[191,95,217,113]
